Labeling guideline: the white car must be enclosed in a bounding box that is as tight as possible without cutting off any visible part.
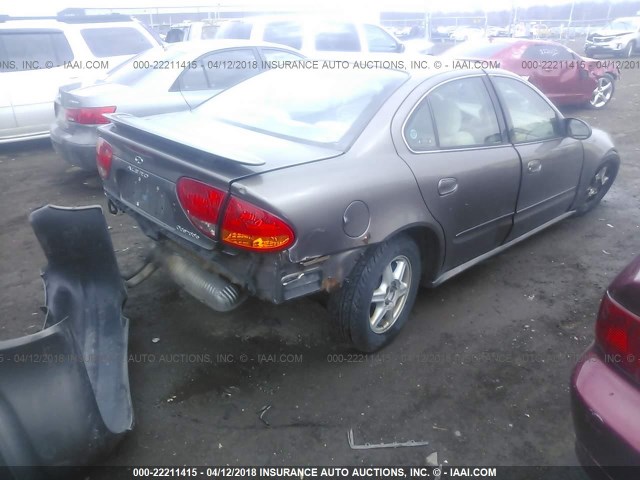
[0,14,161,144]
[213,15,405,57]
[585,17,640,58]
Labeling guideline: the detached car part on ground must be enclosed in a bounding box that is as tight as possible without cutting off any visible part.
[97,67,619,353]
[0,206,132,478]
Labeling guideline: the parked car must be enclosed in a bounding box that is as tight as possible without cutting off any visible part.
[165,20,222,43]
[50,40,304,171]
[444,38,620,109]
[531,23,551,38]
[213,16,405,56]
[0,13,161,144]
[450,26,484,42]
[571,255,640,477]
[487,26,510,38]
[96,66,618,352]
[585,17,640,58]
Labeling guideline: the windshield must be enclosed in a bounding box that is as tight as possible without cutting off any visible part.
[605,21,636,31]
[193,69,408,147]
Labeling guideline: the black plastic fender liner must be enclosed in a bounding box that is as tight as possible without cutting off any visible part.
[0,205,133,479]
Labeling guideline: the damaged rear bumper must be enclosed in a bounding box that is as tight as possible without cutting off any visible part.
[0,205,132,478]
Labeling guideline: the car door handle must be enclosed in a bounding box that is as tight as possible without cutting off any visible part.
[527,160,542,174]
[438,177,458,196]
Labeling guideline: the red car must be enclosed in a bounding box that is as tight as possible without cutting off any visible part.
[571,255,640,479]
[445,38,620,109]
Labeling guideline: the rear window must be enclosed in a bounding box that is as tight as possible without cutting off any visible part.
[0,31,73,71]
[194,69,408,148]
[80,27,153,57]
[106,47,183,86]
[215,21,253,40]
[445,42,509,58]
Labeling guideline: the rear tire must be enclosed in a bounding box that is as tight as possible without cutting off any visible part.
[328,235,421,352]
[588,74,615,109]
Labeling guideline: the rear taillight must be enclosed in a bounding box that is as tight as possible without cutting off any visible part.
[221,196,294,252]
[176,178,226,239]
[176,178,295,252]
[66,106,116,125]
[596,292,640,379]
[96,138,113,180]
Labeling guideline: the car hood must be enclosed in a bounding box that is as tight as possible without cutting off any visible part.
[106,111,344,170]
[591,28,635,37]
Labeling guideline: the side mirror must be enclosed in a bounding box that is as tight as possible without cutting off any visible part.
[397,42,406,53]
[566,117,592,140]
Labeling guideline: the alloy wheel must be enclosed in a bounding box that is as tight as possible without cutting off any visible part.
[369,255,412,334]
[586,165,611,200]
[590,76,613,108]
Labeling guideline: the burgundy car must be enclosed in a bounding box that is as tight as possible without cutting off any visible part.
[571,255,640,478]
[445,38,620,109]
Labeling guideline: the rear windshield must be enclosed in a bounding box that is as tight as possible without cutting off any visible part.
[81,27,153,57]
[194,69,408,148]
[105,47,183,86]
[215,21,253,39]
[445,42,509,58]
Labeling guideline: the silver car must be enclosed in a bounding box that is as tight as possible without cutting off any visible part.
[50,40,305,170]
[97,67,619,352]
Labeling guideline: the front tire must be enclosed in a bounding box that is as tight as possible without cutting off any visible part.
[575,160,618,215]
[328,235,421,352]
[621,41,635,58]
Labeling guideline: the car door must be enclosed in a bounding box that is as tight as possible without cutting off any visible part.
[176,48,261,109]
[489,75,583,240]
[394,74,521,270]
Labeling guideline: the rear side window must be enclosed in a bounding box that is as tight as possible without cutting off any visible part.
[263,21,303,49]
[261,48,305,62]
[81,27,152,57]
[364,24,399,53]
[522,45,573,61]
[0,31,73,71]
[165,28,186,43]
[314,21,360,52]
[215,21,253,39]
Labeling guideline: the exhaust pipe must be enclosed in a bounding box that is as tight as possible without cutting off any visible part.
[160,252,246,312]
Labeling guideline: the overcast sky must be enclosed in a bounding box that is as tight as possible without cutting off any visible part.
[2,0,633,16]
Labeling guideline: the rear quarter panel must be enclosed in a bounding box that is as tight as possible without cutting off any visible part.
[229,92,445,267]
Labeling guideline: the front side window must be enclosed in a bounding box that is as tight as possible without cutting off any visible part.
[492,76,561,143]
[0,31,73,71]
[81,27,152,57]
[364,24,399,53]
[405,77,501,151]
[314,21,360,52]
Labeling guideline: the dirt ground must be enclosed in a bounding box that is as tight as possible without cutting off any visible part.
[1,53,639,472]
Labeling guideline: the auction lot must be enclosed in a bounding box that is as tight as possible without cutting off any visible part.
[1,61,639,472]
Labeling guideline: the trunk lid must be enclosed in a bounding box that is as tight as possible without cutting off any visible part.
[99,112,343,249]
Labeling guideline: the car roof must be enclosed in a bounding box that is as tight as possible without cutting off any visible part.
[163,39,304,56]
